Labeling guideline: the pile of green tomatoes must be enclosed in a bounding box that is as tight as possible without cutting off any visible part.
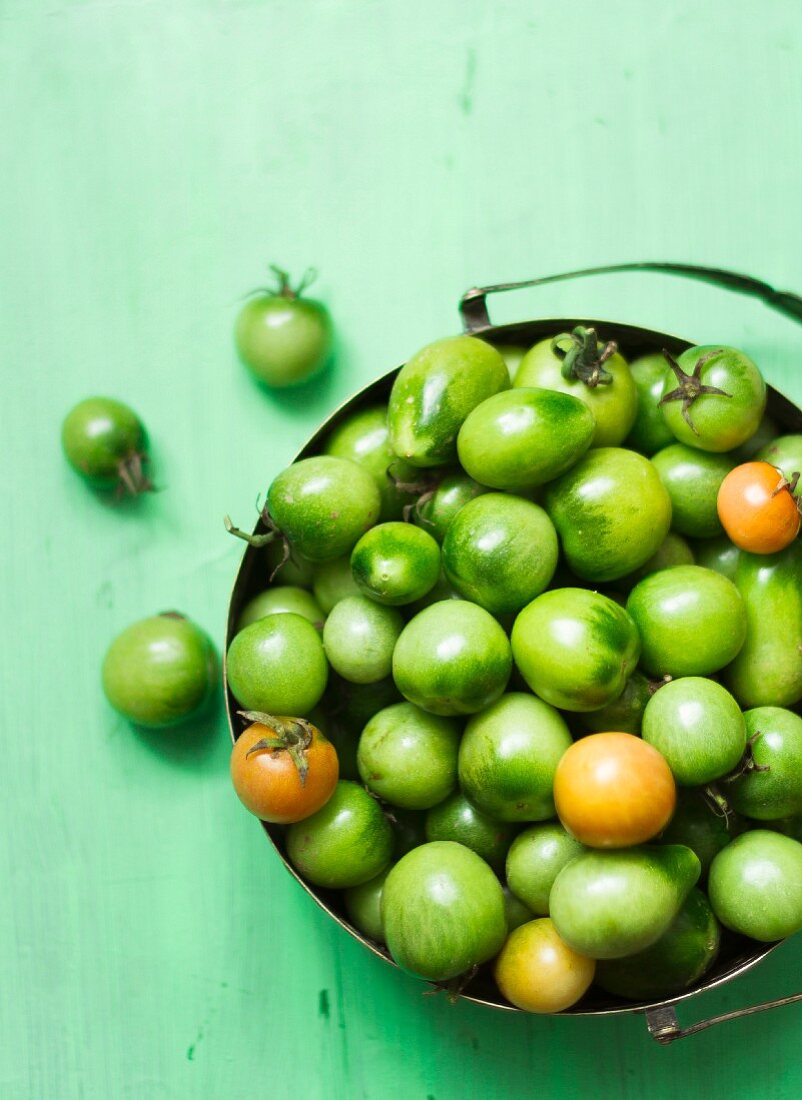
[226,326,802,1013]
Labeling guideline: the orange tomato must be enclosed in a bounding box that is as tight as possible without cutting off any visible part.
[553,732,676,848]
[717,460,800,554]
[494,918,596,1013]
[230,714,338,824]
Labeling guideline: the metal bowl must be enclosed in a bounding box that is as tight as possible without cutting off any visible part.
[225,264,802,1042]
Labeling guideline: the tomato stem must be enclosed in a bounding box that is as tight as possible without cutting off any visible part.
[658,349,732,435]
[551,326,617,388]
[721,730,771,783]
[238,711,314,785]
[116,451,153,497]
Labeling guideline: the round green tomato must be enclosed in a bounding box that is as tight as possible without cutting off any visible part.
[641,677,747,785]
[505,823,585,915]
[660,345,767,453]
[727,707,802,820]
[459,693,572,821]
[324,404,419,521]
[511,589,640,712]
[692,535,740,579]
[312,555,362,613]
[660,788,740,877]
[102,613,216,728]
[442,493,558,615]
[544,448,672,582]
[624,353,677,455]
[267,456,381,563]
[708,830,802,941]
[357,702,460,809]
[515,334,637,447]
[234,276,332,387]
[226,612,328,714]
[392,600,512,716]
[237,586,324,631]
[351,522,440,606]
[322,596,403,684]
[425,792,518,871]
[651,444,734,538]
[381,841,507,981]
[456,388,595,492]
[414,470,489,543]
[332,674,402,729]
[595,888,720,1001]
[756,433,802,485]
[729,412,780,462]
[619,533,695,592]
[388,336,509,467]
[62,396,150,495]
[344,867,392,944]
[286,780,393,889]
[626,565,746,677]
[578,671,651,736]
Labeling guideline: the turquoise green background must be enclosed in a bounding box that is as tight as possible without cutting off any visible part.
[2,2,802,1097]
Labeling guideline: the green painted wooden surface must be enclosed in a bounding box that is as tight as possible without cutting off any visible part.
[2,2,802,1097]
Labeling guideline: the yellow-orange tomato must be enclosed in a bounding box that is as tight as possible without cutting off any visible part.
[717,461,800,554]
[554,732,676,848]
[494,918,596,1013]
[230,716,338,824]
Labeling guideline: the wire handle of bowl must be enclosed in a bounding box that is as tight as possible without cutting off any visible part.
[644,990,802,1044]
[459,261,802,333]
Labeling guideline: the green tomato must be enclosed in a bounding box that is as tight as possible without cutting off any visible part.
[691,535,740,580]
[515,332,637,447]
[456,388,595,492]
[388,335,509,467]
[511,588,640,712]
[458,693,572,821]
[505,823,585,915]
[626,565,746,678]
[286,780,393,889]
[577,671,651,736]
[498,345,527,381]
[62,396,151,495]
[102,613,216,728]
[406,570,463,615]
[624,353,677,455]
[708,830,802,941]
[267,456,381,563]
[413,470,490,543]
[660,345,767,453]
[226,612,328,714]
[756,433,802,486]
[651,444,734,538]
[357,702,460,809]
[502,887,535,933]
[659,789,739,878]
[264,542,315,588]
[312,555,362,613]
[442,493,558,615]
[350,522,441,606]
[344,867,392,944]
[237,586,324,631]
[322,596,403,684]
[618,533,695,592]
[727,707,802,820]
[381,841,507,981]
[729,412,780,462]
[595,889,720,1001]
[234,270,332,387]
[324,404,419,521]
[641,677,747,785]
[544,448,672,582]
[332,674,402,730]
[425,792,519,871]
[392,600,512,716]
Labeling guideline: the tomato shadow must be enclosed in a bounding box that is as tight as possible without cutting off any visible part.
[246,353,342,426]
[131,690,228,769]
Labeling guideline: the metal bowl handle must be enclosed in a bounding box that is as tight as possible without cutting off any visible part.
[459,261,802,334]
[645,991,802,1044]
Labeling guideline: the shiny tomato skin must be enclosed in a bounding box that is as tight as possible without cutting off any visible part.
[717,461,800,554]
[494,918,596,1013]
[554,732,676,848]
[230,719,338,824]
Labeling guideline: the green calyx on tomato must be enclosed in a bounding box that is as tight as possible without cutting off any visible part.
[62,396,152,497]
[237,710,317,784]
[551,325,619,387]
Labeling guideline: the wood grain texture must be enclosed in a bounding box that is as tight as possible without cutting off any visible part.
[1,2,801,1097]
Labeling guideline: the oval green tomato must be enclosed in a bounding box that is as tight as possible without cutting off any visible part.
[641,677,747,785]
[388,336,509,467]
[595,888,720,1001]
[659,789,739,877]
[544,448,672,582]
[381,841,507,981]
[506,823,585,915]
[727,707,802,820]
[344,866,392,944]
[425,792,519,871]
[237,585,324,631]
[442,494,558,614]
[651,444,734,538]
[456,388,595,492]
[413,470,489,543]
[392,600,512,716]
[660,345,767,453]
[351,522,441,606]
[286,780,393,889]
[226,612,328,714]
[708,830,802,941]
[268,456,381,562]
[357,702,460,810]
[324,404,419,521]
[511,588,640,712]
[322,596,403,684]
[756,433,802,485]
[549,845,701,959]
[624,353,677,455]
[626,565,746,678]
[515,334,637,447]
[458,693,573,821]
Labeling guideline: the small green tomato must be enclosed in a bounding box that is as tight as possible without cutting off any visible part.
[62,397,151,495]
